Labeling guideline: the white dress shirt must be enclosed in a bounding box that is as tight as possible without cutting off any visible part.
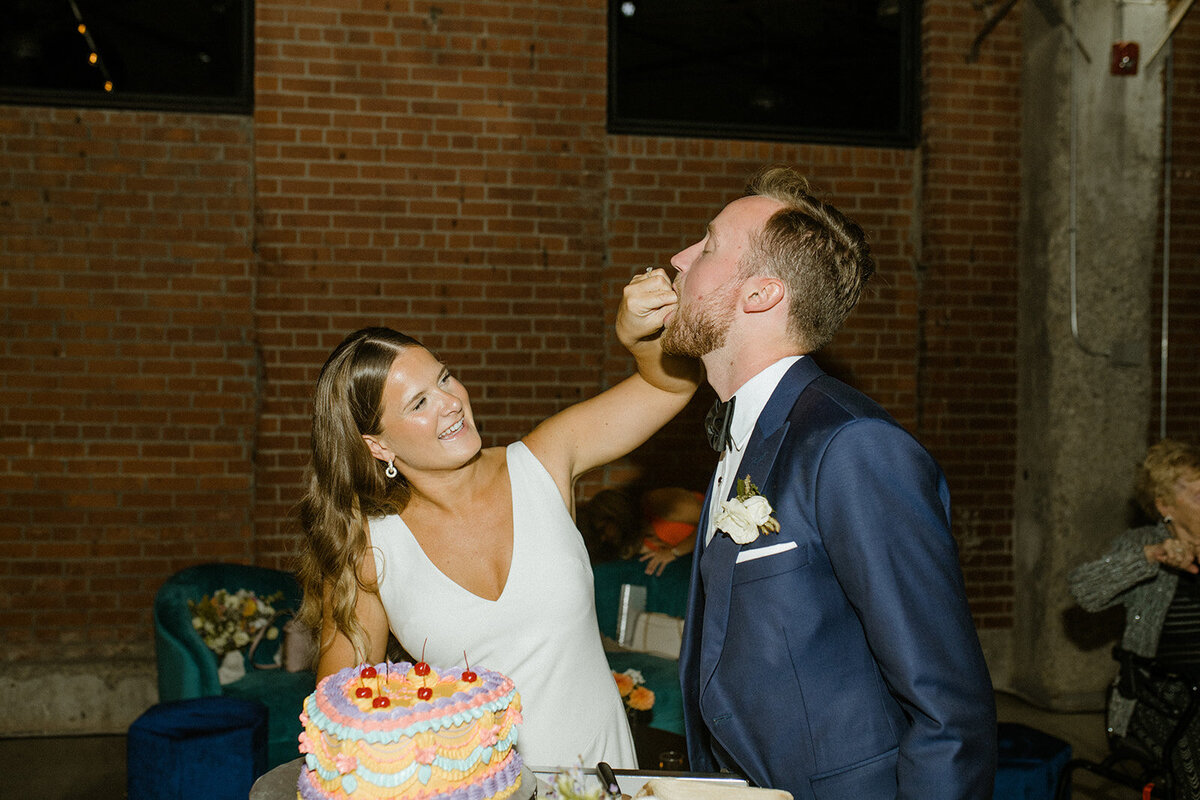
[704,356,802,545]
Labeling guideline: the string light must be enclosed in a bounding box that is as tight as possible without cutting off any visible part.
[68,0,114,92]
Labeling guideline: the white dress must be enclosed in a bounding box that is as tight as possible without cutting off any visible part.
[370,441,638,769]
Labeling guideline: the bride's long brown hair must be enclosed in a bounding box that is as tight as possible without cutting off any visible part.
[295,327,422,665]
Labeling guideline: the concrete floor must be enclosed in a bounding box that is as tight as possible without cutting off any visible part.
[993,692,1135,800]
[0,694,1145,799]
[1,732,126,800]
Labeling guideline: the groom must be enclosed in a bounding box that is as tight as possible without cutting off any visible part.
[663,166,997,799]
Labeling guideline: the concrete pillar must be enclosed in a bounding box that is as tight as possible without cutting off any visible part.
[1012,0,1166,708]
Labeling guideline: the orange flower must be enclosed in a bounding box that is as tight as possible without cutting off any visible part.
[627,686,655,711]
[613,671,634,697]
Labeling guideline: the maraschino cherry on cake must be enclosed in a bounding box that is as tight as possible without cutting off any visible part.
[297,656,524,800]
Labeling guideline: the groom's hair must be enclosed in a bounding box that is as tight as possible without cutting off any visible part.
[741,165,876,352]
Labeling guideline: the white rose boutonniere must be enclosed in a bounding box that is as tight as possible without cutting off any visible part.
[715,476,780,545]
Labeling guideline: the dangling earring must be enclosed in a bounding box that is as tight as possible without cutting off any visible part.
[385,459,397,479]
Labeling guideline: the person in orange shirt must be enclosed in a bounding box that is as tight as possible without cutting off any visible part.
[577,486,704,575]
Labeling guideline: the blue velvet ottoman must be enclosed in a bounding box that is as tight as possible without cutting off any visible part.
[993,722,1073,800]
[127,695,269,800]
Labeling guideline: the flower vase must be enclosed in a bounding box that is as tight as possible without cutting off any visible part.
[217,649,246,685]
[625,704,652,728]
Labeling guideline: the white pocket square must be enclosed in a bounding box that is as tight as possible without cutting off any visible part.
[735,540,798,563]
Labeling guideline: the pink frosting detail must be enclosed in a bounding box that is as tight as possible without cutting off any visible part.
[334,753,358,774]
[298,731,312,754]
[416,745,438,765]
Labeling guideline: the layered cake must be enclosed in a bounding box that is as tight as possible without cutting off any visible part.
[298,660,524,800]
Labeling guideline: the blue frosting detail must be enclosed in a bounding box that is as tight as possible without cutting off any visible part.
[300,752,525,800]
[304,685,519,747]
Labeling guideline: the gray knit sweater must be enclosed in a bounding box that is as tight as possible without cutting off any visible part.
[1067,522,1176,736]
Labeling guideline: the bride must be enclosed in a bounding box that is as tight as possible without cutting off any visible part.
[295,267,698,768]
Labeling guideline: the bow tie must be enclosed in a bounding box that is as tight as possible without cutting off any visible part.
[704,396,736,452]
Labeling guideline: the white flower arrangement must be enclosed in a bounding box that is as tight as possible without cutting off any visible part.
[714,476,780,545]
[189,588,283,657]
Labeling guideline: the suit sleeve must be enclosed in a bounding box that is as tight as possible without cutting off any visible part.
[815,419,996,800]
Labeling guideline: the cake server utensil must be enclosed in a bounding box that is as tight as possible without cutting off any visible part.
[597,761,621,798]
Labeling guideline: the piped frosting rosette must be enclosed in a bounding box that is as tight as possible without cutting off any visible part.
[298,661,524,800]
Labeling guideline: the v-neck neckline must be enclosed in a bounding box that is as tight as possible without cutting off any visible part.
[399,450,516,603]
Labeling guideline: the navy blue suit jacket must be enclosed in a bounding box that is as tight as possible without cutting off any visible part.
[679,358,997,799]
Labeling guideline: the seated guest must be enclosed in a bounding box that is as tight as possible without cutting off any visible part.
[1069,438,1200,796]
[577,488,642,564]
[294,269,700,769]
[578,486,704,575]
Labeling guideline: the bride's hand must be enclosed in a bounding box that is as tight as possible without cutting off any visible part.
[617,267,678,349]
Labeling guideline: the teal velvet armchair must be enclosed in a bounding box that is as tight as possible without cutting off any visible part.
[592,555,691,735]
[153,563,316,768]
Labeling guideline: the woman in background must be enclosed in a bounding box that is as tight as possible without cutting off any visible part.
[1069,438,1200,797]
[577,486,703,576]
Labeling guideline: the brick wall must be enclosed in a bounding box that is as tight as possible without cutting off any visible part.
[1153,19,1200,444]
[251,0,613,565]
[918,2,1022,629]
[0,108,257,662]
[2,0,1197,677]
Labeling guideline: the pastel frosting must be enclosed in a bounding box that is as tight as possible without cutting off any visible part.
[297,661,524,800]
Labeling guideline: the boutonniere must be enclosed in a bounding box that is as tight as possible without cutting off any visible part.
[715,476,780,545]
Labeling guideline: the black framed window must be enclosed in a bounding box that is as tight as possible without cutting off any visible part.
[608,0,920,147]
[1,0,252,114]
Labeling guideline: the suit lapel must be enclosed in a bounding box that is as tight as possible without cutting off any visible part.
[697,358,824,695]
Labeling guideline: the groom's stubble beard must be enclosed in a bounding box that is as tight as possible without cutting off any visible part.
[660,277,740,358]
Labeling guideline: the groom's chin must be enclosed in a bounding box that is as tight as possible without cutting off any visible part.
[661,332,722,361]
[660,338,699,360]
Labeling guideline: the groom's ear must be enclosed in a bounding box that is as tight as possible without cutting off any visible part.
[742,277,786,314]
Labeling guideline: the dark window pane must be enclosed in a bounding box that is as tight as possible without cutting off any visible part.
[609,0,919,147]
[0,0,252,114]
